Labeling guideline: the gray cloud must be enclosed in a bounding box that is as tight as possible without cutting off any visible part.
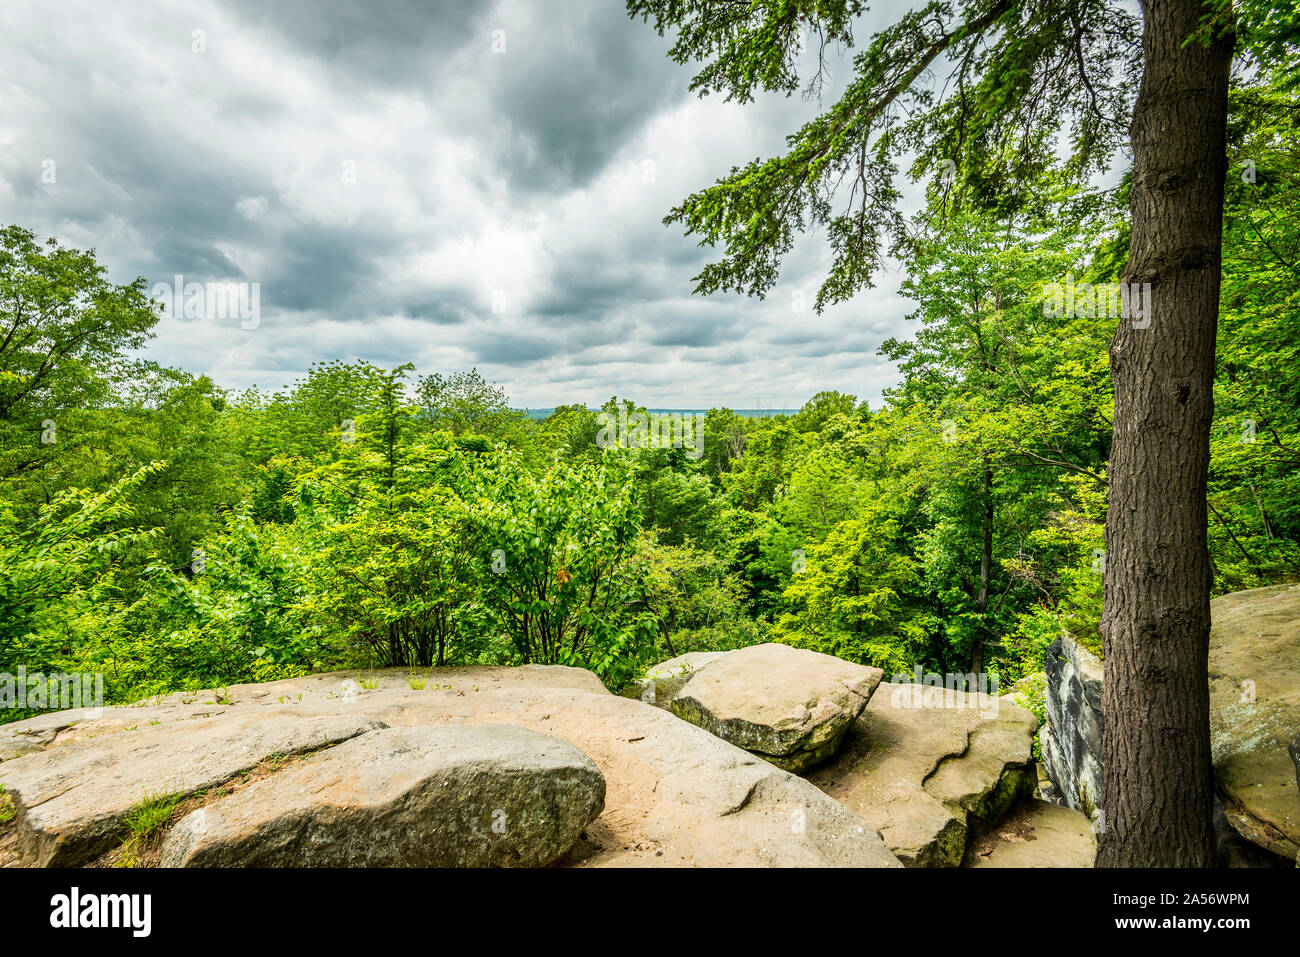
[223,0,490,84]
[0,0,912,409]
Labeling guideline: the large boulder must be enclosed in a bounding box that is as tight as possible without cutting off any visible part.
[0,663,901,868]
[668,643,883,772]
[619,651,730,709]
[806,682,1037,867]
[1208,583,1300,861]
[1041,634,1104,817]
[160,725,604,867]
[0,710,383,866]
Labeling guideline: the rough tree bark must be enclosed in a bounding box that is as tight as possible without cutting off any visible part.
[1098,0,1234,867]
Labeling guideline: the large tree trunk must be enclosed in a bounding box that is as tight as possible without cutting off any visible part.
[1097,0,1233,867]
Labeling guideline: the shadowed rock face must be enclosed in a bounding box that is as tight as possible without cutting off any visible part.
[806,683,1038,867]
[1041,635,1104,817]
[1208,583,1300,861]
[0,663,902,868]
[160,724,606,868]
[666,643,884,773]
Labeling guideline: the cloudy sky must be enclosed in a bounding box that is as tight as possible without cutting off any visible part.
[0,0,920,410]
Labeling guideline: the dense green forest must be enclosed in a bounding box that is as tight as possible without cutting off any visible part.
[2,46,1296,726]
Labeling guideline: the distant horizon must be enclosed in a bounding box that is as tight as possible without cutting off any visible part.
[523,406,800,419]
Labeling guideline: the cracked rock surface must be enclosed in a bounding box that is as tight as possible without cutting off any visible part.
[2,710,383,866]
[805,682,1037,867]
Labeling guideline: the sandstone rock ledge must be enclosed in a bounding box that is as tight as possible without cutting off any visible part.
[806,682,1038,867]
[0,664,901,868]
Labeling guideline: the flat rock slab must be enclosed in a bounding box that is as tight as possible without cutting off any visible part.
[161,724,605,867]
[965,799,1096,868]
[1209,583,1300,860]
[1,663,901,868]
[1,710,383,866]
[806,682,1037,867]
[0,702,242,762]
[669,643,883,772]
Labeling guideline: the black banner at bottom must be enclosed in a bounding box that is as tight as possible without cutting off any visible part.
[0,866,1286,944]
